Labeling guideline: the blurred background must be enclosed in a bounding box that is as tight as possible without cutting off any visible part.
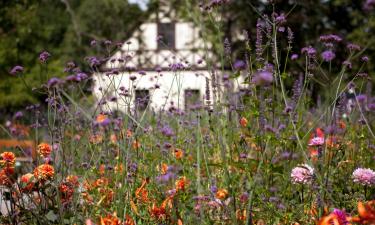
[0,0,374,115]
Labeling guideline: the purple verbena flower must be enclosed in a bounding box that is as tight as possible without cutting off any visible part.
[10,65,24,75]
[39,51,51,63]
[321,50,336,62]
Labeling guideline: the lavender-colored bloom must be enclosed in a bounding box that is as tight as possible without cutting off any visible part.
[90,40,97,46]
[321,50,336,62]
[364,0,375,10]
[87,56,101,67]
[290,164,314,184]
[252,71,273,85]
[301,46,316,57]
[13,111,23,119]
[361,56,369,62]
[76,72,88,81]
[275,13,286,24]
[291,54,298,60]
[170,63,185,71]
[347,43,361,51]
[233,60,246,70]
[319,34,342,43]
[356,94,367,103]
[255,19,264,62]
[47,77,61,87]
[342,60,352,69]
[138,70,146,75]
[352,168,375,186]
[39,51,51,63]
[10,65,24,75]
[160,125,174,137]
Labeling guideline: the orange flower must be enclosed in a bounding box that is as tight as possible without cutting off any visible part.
[160,163,168,175]
[33,164,54,181]
[90,134,103,144]
[115,164,123,173]
[99,164,106,176]
[125,215,135,225]
[100,213,121,225]
[20,173,34,191]
[96,114,108,124]
[175,176,188,192]
[0,152,16,167]
[126,129,133,138]
[132,140,141,150]
[94,178,109,188]
[135,178,149,202]
[174,148,184,159]
[351,201,375,224]
[236,209,247,221]
[240,117,248,127]
[216,188,228,200]
[150,196,173,220]
[37,142,52,158]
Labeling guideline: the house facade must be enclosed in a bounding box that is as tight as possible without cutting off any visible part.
[92,1,242,112]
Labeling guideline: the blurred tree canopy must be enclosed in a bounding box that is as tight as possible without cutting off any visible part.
[0,0,374,112]
[0,0,146,113]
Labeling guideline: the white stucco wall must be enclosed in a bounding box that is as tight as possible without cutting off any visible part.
[92,70,249,112]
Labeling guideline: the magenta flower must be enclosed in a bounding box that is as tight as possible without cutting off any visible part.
[352,168,375,186]
[10,65,24,75]
[39,51,51,63]
[252,71,273,86]
[291,164,314,184]
[321,50,336,62]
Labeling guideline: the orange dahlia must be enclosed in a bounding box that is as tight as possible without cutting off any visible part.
[33,164,54,181]
[0,152,16,167]
[37,142,52,158]
[174,148,184,159]
[216,188,228,200]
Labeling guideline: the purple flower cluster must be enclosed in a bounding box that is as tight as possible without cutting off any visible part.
[39,51,51,63]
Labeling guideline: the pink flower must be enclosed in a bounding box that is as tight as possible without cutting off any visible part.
[308,137,325,146]
[291,164,314,184]
[352,168,375,186]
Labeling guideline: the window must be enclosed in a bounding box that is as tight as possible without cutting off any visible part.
[184,89,201,110]
[135,90,150,111]
[158,23,175,49]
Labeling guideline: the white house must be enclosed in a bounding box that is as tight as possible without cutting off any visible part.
[92,1,245,112]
